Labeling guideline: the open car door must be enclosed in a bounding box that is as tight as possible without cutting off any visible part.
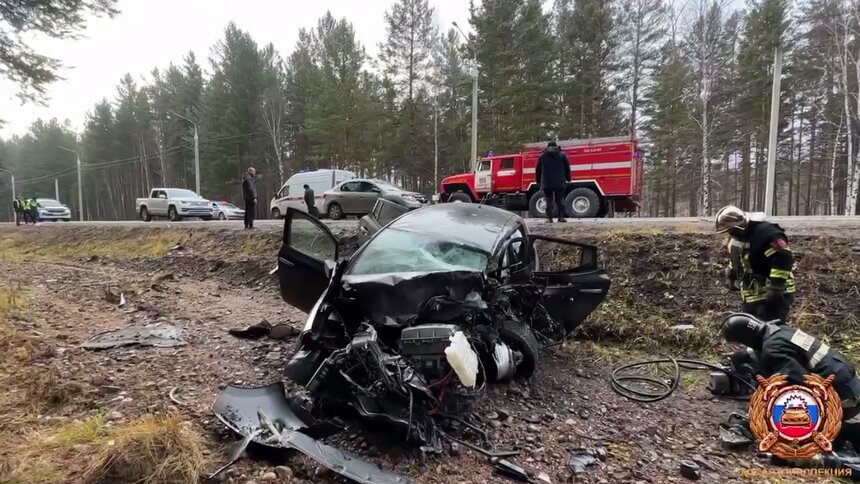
[528,235,610,333]
[358,198,410,237]
[278,207,339,313]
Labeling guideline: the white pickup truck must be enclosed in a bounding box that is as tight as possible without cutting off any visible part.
[136,188,213,221]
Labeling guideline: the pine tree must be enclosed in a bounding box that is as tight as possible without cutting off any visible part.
[617,0,666,133]
[0,0,117,103]
[379,0,437,187]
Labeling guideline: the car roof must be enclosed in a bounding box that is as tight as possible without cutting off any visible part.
[384,203,523,254]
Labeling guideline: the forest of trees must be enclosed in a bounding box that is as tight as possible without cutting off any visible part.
[1,0,859,221]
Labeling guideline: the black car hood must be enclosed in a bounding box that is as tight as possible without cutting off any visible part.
[341,271,485,328]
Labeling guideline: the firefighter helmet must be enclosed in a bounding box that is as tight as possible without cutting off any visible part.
[715,205,748,233]
[721,313,766,349]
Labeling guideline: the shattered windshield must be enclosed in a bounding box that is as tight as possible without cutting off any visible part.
[349,228,489,275]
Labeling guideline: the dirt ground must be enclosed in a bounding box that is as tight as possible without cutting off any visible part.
[1,222,858,483]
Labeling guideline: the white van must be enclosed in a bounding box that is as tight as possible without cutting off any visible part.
[270,169,356,218]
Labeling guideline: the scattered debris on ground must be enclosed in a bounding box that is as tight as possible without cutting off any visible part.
[0,222,856,483]
[82,324,186,350]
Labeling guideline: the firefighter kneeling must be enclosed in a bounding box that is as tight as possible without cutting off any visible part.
[722,313,860,451]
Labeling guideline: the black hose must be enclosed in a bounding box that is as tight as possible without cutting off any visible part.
[610,358,757,403]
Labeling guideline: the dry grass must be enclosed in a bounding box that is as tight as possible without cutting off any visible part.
[0,285,32,366]
[0,230,181,261]
[38,414,109,450]
[23,367,84,413]
[2,413,206,484]
[240,233,275,256]
[86,412,205,484]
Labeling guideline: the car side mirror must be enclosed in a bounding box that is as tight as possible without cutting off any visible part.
[371,187,381,193]
[158,194,167,199]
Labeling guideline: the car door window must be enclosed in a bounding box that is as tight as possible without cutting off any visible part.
[340,182,359,192]
[500,158,515,170]
[528,234,609,334]
[288,212,337,261]
[376,199,409,226]
[352,181,375,193]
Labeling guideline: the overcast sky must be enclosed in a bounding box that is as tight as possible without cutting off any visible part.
[0,0,472,138]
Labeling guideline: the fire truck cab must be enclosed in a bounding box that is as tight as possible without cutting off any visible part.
[439,136,643,218]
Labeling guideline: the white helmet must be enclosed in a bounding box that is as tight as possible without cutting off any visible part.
[715,205,748,233]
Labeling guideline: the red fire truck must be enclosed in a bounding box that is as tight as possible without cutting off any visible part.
[439,136,643,218]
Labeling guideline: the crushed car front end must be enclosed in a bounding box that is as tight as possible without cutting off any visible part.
[276,204,609,445]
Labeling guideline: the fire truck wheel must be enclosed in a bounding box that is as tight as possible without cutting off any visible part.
[565,188,600,218]
[528,192,547,218]
[447,191,472,203]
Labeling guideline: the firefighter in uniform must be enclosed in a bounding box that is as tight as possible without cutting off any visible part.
[715,205,795,323]
[722,313,860,449]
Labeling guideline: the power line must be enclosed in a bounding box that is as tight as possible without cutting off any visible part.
[13,129,279,187]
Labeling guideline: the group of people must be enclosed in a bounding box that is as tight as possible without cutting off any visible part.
[12,196,39,226]
[240,167,318,230]
[714,206,860,450]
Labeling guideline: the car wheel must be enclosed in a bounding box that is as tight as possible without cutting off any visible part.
[272,208,281,219]
[140,207,152,222]
[564,188,600,218]
[62,218,71,222]
[327,203,344,220]
[218,213,226,220]
[528,192,547,218]
[168,206,181,221]
[498,320,540,379]
[447,191,472,203]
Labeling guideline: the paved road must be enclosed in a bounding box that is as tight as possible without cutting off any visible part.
[2,215,859,235]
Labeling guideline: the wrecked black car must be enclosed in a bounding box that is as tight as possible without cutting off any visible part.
[276,203,610,447]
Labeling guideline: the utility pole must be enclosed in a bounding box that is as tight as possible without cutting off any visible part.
[453,22,479,171]
[171,111,200,195]
[0,168,14,222]
[764,47,782,217]
[58,146,83,221]
[55,179,59,201]
[433,95,439,195]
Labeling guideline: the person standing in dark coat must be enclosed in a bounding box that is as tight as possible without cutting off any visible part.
[303,184,319,217]
[535,140,571,222]
[13,196,24,226]
[242,167,257,229]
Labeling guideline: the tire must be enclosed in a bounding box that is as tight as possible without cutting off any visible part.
[498,320,540,379]
[564,188,601,218]
[597,201,609,218]
[140,206,152,222]
[528,191,547,218]
[327,203,344,220]
[218,213,226,220]
[168,206,181,222]
[62,218,71,222]
[271,208,281,219]
[447,191,472,203]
